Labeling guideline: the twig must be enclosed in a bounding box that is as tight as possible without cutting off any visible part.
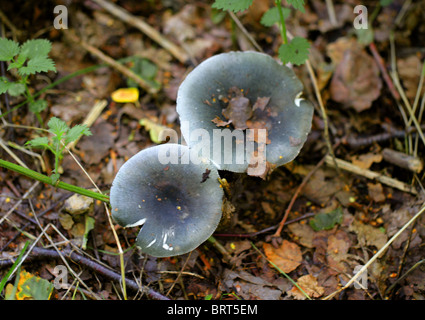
[369,42,400,101]
[227,11,263,52]
[325,0,338,26]
[272,154,327,238]
[0,246,169,300]
[89,0,188,64]
[65,31,158,94]
[324,155,417,195]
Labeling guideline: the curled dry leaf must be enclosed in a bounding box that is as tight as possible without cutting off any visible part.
[328,38,382,112]
[263,240,302,273]
[288,274,325,300]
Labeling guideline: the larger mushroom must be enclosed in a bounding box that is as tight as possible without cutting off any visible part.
[176,51,314,176]
[110,144,223,257]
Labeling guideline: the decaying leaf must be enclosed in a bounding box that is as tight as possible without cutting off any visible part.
[287,274,324,300]
[6,270,53,300]
[329,38,382,112]
[263,240,302,273]
[351,152,383,169]
[349,219,388,250]
[309,207,343,231]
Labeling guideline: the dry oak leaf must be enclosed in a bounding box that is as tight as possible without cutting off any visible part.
[330,41,382,112]
[288,274,325,300]
[263,240,302,273]
[350,152,383,169]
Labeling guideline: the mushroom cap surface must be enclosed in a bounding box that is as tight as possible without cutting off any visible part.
[176,51,314,174]
[110,144,223,257]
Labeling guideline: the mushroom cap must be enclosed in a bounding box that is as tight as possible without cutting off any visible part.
[176,51,314,174]
[110,144,223,257]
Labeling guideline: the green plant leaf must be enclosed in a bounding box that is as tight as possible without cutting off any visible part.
[18,56,56,76]
[380,0,394,6]
[26,137,50,149]
[309,207,343,231]
[287,0,305,13]
[19,39,52,60]
[0,77,12,95]
[261,6,291,27]
[47,117,69,137]
[212,0,254,12]
[50,172,61,185]
[0,38,20,61]
[82,215,95,250]
[278,37,310,65]
[7,54,27,70]
[64,124,92,145]
[16,270,54,300]
[7,82,26,97]
[29,99,48,113]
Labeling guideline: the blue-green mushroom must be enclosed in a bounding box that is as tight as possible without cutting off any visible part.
[176,51,314,177]
[110,144,223,257]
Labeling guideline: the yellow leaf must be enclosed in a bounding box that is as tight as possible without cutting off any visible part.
[111,87,139,103]
[139,118,171,144]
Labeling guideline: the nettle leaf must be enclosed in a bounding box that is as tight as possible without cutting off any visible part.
[7,54,27,70]
[19,39,52,60]
[8,82,26,97]
[278,37,310,66]
[26,137,50,149]
[64,124,92,145]
[212,0,254,12]
[47,117,69,137]
[18,56,56,76]
[260,6,291,27]
[0,38,20,61]
[0,77,12,95]
[287,0,305,13]
[29,99,48,113]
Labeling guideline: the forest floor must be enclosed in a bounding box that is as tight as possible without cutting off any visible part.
[1,0,425,301]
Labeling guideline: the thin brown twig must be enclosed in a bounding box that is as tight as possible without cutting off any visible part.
[272,154,327,238]
[0,246,169,300]
[369,42,400,101]
[89,0,188,64]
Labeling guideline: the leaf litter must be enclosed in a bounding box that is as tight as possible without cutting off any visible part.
[1,0,425,301]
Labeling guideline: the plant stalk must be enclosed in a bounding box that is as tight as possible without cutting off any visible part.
[276,0,288,44]
[0,158,109,203]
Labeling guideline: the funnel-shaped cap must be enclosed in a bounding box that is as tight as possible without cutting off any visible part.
[177,51,314,176]
[110,144,223,257]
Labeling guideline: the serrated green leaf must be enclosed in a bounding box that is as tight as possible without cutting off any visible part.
[26,137,50,149]
[7,82,26,97]
[0,77,12,95]
[309,207,343,231]
[7,54,26,70]
[278,37,310,65]
[19,39,52,60]
[260,7,291,27]
[287,0,305,12]
[0,38,20,61]
[18,56,56,76]
[29,99,48,113]
[47,117,69,137]
[212,0,254,12]
[64,124,92,145]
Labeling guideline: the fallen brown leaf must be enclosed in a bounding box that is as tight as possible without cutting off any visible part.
[288,274,325,300]
[263,240,302,273]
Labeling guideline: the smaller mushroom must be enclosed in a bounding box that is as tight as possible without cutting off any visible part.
[110,144,223,257]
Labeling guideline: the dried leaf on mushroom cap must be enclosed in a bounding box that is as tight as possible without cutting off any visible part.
[176,51,314,176]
